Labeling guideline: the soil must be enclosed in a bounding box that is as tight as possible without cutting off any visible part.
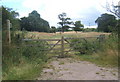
[37,58,118,80]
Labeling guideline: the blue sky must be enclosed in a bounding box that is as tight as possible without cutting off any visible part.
[1,0,119,28]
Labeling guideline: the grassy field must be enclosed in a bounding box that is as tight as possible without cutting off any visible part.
[25,31,110,39]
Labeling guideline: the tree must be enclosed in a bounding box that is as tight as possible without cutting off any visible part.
[105,1,120,18]
[2,6,21,44]
[95,13,117,32]
[73,21,84,33]
[58,12,73,32]
[2,6,20,30]
[83,28,97,32]
[20,10,50,32]
[50,26,56,33]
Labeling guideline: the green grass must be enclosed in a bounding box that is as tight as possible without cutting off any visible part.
[2,45,48,80]
[3,62,45,80]
[2,34,49,80]
[59,61,65,65]
[75,52,118,67]
[73,35,118,67]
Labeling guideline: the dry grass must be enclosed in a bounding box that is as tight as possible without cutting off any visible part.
[25,31,110,39]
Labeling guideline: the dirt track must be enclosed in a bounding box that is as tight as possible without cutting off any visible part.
[38,58,118,80]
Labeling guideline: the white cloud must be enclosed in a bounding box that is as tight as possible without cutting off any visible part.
[22,0,44,10]
[20,0,119,27]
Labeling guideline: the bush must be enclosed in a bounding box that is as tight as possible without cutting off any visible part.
[83,28,97,32]
[21,40,49,61]
[2,31,50,80]
[70,38,100,55]
[73,34,118,67]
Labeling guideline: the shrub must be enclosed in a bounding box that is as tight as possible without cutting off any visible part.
[70,38,100,55]
[21,40,49,61]
[74,34,118,67]
[2,31,50,80]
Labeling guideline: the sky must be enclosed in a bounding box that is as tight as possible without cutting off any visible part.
[1,0,119,28]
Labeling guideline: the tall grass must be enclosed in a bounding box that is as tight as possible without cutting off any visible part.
[71,34,118,67]
[94,34,118,67]
[2,31,49,80]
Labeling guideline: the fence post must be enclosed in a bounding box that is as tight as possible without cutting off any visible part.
[61,36,64,57]
[99,34,105,43]
[6,19,11,44]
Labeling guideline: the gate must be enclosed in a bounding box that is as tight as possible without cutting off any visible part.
[22,34,105,57]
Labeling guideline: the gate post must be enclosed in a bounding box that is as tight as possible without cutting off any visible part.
[99,34,105,43]
[6,19,11,44]
[61,36,64,57]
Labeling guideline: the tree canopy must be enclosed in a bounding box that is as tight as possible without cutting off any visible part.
[58,12,73,32]
[95,13,117,32]
[20,10,50,32]
[73,21,84,33]
[105,1,120,18]
[50,26,56,33]
[2,6,20,30]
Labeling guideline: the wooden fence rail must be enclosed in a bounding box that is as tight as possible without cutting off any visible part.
[22,34,105,57]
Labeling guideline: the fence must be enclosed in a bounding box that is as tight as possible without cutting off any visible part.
[4,19,106,57]
[22,34,105,57]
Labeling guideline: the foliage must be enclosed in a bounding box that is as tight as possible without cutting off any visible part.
[2,32,50,79]
[70,38,100,55]
[83,28,97,32]
[2,40,49,79]
[20,10,50,32]
[2,6,21,45]
[73,21,84,33]
[50,26,56,33]
[58,12,73,32]
[105,1,120,18]
[2,6,20,30]
[2,7,50,80]
[110,19,120,34]
[73,34,118,67]
[95,13,117,32]
[56,27,62,32]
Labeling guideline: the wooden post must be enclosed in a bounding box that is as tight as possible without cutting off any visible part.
[6,19,11,44]
[99,34,105,43]
[61,36,64,57]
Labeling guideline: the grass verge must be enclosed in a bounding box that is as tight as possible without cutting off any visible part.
[72,34,118,67]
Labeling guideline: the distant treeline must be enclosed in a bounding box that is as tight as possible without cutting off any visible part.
[2,6,119,33]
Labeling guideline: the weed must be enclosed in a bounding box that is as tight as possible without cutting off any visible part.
[2,31,49,80]
[59,62,65,65]
[96,72,100,74]
[71,34,118,67]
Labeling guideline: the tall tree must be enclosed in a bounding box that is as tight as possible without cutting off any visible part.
[2,6,20,30]
[105,1,120,18]
[73,21,84,33]
[58,12,72,32]
[20,10,50,32]
[95,13,117,32]
[2,6,21,44]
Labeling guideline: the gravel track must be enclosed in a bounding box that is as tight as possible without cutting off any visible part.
[38,58,118,80]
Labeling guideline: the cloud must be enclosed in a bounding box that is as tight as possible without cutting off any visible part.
[22,0,45,10]
[20,0,119,27]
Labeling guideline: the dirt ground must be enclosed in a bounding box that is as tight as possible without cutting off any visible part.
[38,58,118,80]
